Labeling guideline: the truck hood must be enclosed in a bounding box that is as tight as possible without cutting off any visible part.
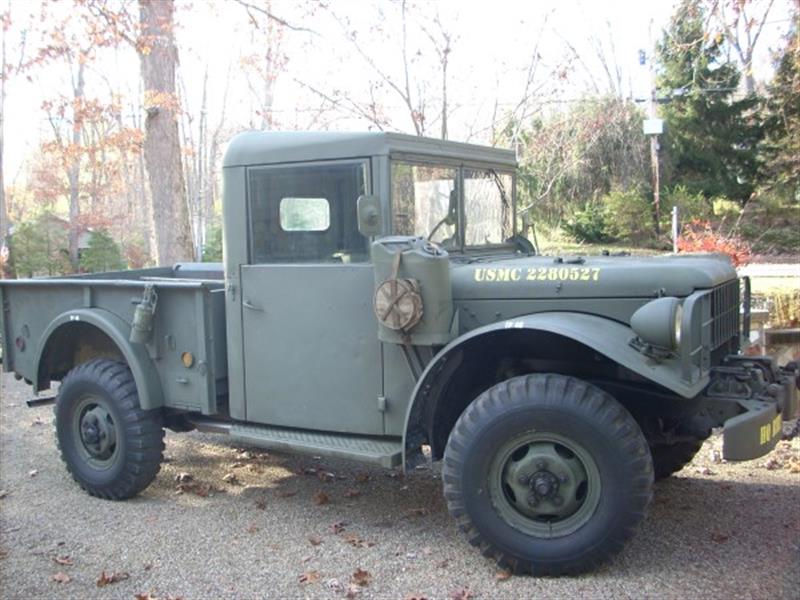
[450,253,736,300]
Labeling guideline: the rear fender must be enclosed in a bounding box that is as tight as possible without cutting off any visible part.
[33,308,164,410]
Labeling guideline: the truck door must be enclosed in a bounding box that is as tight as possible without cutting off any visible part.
[240,160,383,434]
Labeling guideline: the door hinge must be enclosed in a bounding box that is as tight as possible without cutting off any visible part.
[377,396,387,412]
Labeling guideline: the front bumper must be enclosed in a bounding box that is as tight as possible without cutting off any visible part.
[717,357,798,460]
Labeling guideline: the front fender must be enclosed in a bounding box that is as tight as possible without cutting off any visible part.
[33,308,165,410]
[402,312,707,466]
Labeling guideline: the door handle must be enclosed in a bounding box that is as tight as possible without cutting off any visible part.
[243,300,264,312]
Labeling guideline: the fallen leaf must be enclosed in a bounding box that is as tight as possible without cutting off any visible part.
[246,524,259,534]
[496,568,512,581]
[238,451,253,460]
[52,572,71,584]
[96,571,130,587]
[313,490,330,505]
[248,464,263,474]
[175,472,193,483]
[31,417,45,426]
[277,489,297,498]
[176,481,221,497]
[694,466,714,476]
[317,470,336,483]
[52,556,73,566]
[405,596,429,600]
[28,469,38,478]
[329,521,347,534]
[309,536,322,546]
[436,559,449,568]
[346,583,363,599]
[763,458,781,470]
[354,472,371,483]
[301,555,313,563]
[255,498,267,510]
[343,533,375,548]
[0,548,8,560]
[450,588,474,600]
[351,568,371,587]
[231,462,244,468]
[298,570,320,585]
[222,473,240,485]
[143,563,153,571]
[303,467,318,475]
[343,488,362,498]
[710,532,729,543]
[325,578,344,593]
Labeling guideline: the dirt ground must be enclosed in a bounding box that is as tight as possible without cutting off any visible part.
[1,372,799,600]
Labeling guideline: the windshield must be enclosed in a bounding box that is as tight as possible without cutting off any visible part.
[391,160,515,250]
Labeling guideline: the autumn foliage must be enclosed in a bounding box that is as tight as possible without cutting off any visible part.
[676,220,752,267]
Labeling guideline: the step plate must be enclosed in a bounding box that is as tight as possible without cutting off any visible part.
[230,424,402,468]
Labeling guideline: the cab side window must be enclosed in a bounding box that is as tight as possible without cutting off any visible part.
[248,162,368,263]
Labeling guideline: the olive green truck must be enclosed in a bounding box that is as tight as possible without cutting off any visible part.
[1,132,797,575]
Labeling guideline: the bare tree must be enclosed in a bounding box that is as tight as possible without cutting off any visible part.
[709,0,776,94]
[138,0,193,264]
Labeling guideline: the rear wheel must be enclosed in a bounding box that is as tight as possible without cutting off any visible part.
[55,359,164,499]
[442,374,653,575]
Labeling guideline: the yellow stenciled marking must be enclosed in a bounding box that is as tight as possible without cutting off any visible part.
[760,424,771,445]
[772,414,782,439]
[474,267,601,283]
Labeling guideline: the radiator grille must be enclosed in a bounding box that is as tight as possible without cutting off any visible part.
[710,279,740,349]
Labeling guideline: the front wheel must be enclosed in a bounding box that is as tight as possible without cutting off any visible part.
[55,359,165,499]
[442,374,653,575]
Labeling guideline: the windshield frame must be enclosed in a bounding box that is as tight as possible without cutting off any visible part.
[389,154,517,253]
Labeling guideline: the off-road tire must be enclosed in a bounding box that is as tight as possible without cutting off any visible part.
[55,359,164,499]
[651,439,703,480]
[442,373,653,576]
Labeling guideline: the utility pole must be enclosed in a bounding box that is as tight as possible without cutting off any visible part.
[641,21,662,236]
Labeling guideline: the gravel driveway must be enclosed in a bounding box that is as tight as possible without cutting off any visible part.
[1,372,799,599]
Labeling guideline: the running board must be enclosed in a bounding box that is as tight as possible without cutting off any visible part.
[191,419,402,468]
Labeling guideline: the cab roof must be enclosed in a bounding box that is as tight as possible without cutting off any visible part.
[222,130,517,168]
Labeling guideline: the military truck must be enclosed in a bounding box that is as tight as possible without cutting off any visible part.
[1,131,797,575]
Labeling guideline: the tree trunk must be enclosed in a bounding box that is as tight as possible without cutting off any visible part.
[67,61,85,272]
[0,11,9,276]
[138,0,193,265]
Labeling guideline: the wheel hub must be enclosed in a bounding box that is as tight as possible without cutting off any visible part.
[78,404,116,460]
[530,470,560,499]
[491,433,601,538]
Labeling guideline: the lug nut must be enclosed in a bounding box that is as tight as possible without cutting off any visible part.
[559,473,568,483]
[518,475,529,485]
[536,460,546,469]
[527,494,539,507]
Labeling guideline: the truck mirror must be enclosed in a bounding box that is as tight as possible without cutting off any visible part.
[357,195,383,236]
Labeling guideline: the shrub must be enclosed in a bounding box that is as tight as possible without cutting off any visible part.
[80,230,126,273]
[602,188,655,243]
[563,202,615,244]
[677,220,751,267]
[665,185,713,224]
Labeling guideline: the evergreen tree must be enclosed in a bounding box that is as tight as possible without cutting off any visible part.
[656,0,762,204]
[762,17,799,200]
[80,230,126,273]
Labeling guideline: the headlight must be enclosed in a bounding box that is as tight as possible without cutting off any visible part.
[630,297,683,350]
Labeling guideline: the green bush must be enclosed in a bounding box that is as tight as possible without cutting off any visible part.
[602,188,655,243]
[202,222,223,262]
[666,185,713,223]
[9,213,70,277]
[563,202,615,244]
[80,230,126,273]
